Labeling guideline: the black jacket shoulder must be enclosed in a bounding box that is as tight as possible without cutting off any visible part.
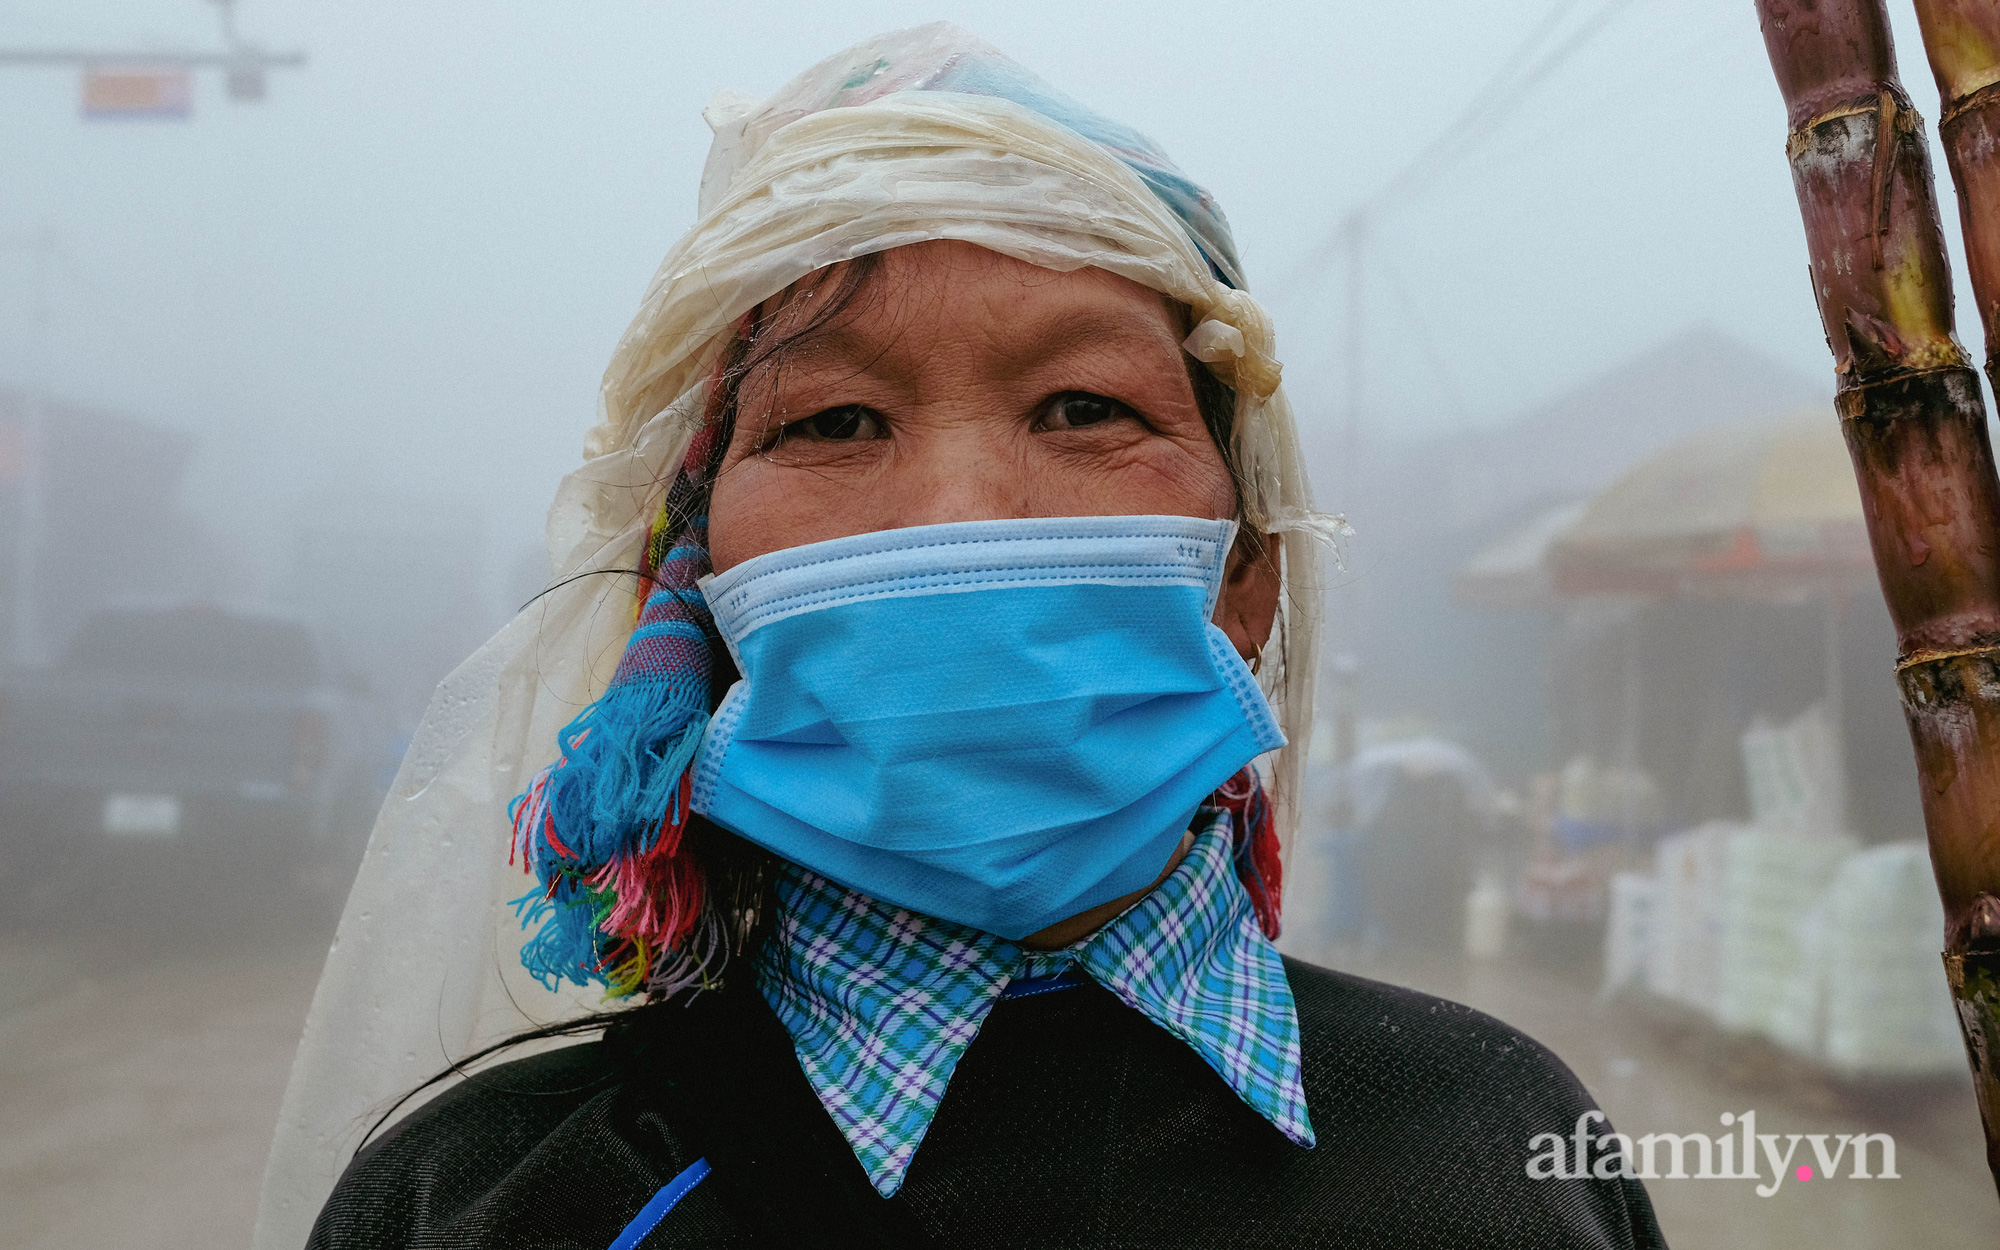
[1276,959,1664,1249]
[309,959,1665,1250]
[307,1039,722,1250]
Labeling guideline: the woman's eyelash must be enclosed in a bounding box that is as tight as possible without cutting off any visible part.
[767,404,885,446]
[1039,392,1143,430]
[756,392,1146,452]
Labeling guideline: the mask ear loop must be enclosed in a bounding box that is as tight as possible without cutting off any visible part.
[1210,766,1283,939]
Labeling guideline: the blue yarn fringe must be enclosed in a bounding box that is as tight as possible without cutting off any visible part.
[512,579,715,992]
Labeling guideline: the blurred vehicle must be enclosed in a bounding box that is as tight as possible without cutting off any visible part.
[0,604,396,910]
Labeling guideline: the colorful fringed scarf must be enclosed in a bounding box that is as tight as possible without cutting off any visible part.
[509,421,725,998]
[508,421,1286,1000]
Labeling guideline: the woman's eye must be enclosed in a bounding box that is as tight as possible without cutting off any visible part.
[1039,392,1134,430]
[789,405,883,442]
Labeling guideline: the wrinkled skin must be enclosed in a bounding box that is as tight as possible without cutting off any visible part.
[706,240,1279,944]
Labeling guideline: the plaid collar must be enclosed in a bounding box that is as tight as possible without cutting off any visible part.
[755,810,1315,1197]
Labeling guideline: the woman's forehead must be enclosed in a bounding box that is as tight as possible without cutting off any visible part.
[753,242,1183,368]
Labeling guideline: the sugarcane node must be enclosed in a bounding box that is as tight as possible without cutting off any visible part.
[1971,894,2000,949]
[1783,95,1897,162]
[1944,949,2000,1163]
[1758,0,1901,131]
[1892,652,2000,934]
[1944,949,2000,990]
[1898,641,2000,674]
[1942,950,2000,1181]
[1834,366,1986,442]
[1834,371,2000,651]
[1785,103,1960,378]
[1940,78,2000,129]
[1895,654,1970,791]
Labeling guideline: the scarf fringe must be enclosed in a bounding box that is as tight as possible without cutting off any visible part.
[509,586,714,996]
[510,405,734,1000]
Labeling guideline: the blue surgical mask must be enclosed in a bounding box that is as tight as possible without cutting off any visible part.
[690,514,1285,940]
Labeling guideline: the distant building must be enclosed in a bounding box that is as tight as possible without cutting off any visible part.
[1340,325,1829,537]
[0,387,235,665]
[1324,325,1830,788]
[273,487,505,729]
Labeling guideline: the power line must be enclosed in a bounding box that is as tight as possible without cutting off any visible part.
[0,48,303,68]
[1366,0,1590,217]
[1274,0,1643,298]
[1388,0,1641,212]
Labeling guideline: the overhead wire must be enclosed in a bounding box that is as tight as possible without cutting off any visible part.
[1271,0,1645,303]
[1388,0,1642,211]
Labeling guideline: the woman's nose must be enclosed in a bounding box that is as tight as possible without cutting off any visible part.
[877,420,1034,529]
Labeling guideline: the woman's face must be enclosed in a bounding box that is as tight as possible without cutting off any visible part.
[707,240,1280,658]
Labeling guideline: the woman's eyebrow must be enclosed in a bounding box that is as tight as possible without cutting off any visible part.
[752,299,1184,388]
[988,305,1183,369]
[750,319,898,382]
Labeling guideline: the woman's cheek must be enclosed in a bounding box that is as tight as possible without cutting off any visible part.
[1033,432,1234,519]
[708,459,809,572]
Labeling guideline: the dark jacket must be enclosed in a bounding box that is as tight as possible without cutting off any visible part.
[308,958,1665,1249]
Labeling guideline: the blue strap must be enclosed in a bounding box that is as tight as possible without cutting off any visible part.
[608,1158,711,1250]
[1001,968,1089,999]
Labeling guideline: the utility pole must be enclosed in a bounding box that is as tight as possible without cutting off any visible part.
[8,231,53,667]
[1341,212,1366,515]
[0,0,304,106]
[1326,211,1367,728]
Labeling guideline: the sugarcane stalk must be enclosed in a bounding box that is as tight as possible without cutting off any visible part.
[1914,0,2000,389]
[1755,0,2000,1192]
[1910,0,2000,1193]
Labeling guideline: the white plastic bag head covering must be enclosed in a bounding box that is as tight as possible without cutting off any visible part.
[254,22,1337,1247]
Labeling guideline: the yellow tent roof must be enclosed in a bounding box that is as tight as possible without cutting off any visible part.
[1548,413,1871,599]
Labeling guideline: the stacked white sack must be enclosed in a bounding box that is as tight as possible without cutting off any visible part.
[1647,823,1734,1015]
[1601,871,1657,999]
[1740,702,1845,836]
[1714,827,1855,1038]
[1806,844,1962,1076]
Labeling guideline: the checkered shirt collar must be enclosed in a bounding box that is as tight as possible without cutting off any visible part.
[755,810,1315,1197]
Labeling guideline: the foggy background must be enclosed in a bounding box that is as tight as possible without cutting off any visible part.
[1,2,1993,1247]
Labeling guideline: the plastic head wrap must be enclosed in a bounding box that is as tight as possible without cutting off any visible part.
[254,23,1337,1248]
